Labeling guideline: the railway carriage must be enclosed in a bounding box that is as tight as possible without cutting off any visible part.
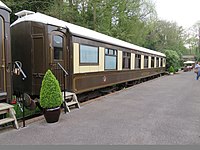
[0,2,12,102]
[11,10,166,100]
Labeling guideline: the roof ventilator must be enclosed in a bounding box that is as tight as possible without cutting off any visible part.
[15,10,35,18]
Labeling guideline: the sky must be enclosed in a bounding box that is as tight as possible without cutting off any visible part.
[155,0,200,29]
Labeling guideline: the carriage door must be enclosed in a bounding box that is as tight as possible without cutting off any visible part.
[50,31,68,91]
[32,34,45,94]
[0,16,6,94]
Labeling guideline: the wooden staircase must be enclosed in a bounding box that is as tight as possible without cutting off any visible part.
[0,103,19,129]
[62,92,80,113]
[51,63,80,113]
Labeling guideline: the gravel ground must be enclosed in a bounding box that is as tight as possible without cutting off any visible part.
[0,71,200,145]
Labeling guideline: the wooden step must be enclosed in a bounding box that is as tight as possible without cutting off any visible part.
[0,103,14,111]
[0,118,15,125]
[0,109,9,115]
[0,92,7,101]
[62,92,74,97]
[66,101,78,106]
[0,92,7,97]
[64,96,73,100]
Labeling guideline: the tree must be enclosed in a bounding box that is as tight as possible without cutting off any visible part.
[164,50,180,71]
[4,0,189,60]
[145,20,187,53]
[4,0,55,23]
[185,22,200,55]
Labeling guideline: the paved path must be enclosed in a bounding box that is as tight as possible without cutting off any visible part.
[0,71,200,145]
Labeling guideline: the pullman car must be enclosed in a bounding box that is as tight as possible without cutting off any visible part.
[0,2,12,102]
[11,10,166,100]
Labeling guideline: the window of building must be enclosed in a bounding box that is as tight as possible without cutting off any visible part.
[135,54,141,69]
[156,57,159,67]
[144,56,149,68]
[123,52,131,69]
[105,48,117,70]
[53,35,63,60]
[80,44,98,64]
[151,57,154,68]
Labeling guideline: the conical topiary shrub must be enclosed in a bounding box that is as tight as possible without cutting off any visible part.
[40,69,63,123]
[169,66,175,74]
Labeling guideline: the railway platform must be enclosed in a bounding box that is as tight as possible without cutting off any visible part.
[0,71,200,144]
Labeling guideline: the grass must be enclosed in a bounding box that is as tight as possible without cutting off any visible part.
[12,102,42,120]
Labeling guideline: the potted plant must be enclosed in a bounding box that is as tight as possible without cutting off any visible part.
[40,70,63,123]
[169,66,175,75]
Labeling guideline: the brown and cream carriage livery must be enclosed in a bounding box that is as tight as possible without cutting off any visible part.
[0,2,12,102]
[11,10,166,99]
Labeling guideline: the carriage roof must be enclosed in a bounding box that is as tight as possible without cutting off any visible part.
[11,10,165,57]
[0,1,11,12]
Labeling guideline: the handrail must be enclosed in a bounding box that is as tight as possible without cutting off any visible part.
[14,61,27,80]
[56,63,68,113]
[57,62,68,76]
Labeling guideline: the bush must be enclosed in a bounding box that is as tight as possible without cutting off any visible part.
[40,70,63,109]
[169,66,175,73]
[164,50,180,71]
[174,67,179,72]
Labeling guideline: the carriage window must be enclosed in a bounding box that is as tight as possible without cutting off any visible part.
[123,52,131,69]
[144,56,148,68]
[163,58,166,66]
[156,57,159,67]
[53,35,63,60]
[80,45,98,64]
[151,57,154,68]
[161,58,163,67]
[135,54,141,69]
[105,48,117,70]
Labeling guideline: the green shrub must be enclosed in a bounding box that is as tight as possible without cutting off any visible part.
[164,50,180,71]
[174,67,179,72]
[40,70,63,109]
[13,103,41,119]
[169,66,175,73]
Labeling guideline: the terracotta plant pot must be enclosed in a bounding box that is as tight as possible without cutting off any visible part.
[43,107,61,123]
